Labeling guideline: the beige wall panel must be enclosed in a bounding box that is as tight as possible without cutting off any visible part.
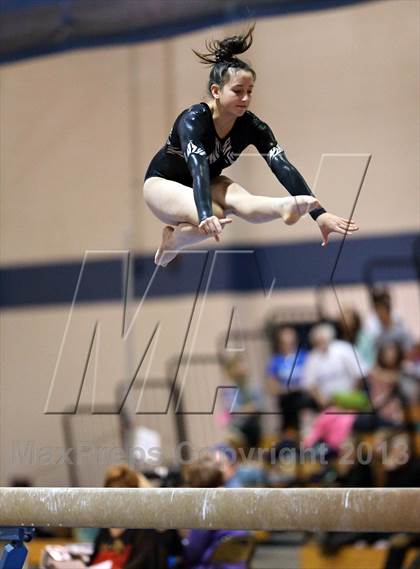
[0,47,134,263]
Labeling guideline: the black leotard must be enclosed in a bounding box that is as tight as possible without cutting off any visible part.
[145,102,326,223]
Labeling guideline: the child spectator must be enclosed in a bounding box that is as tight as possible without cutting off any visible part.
[90,464,182,569]
[182,455,252,569]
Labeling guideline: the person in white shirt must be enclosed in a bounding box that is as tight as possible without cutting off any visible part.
[302,322,365,408]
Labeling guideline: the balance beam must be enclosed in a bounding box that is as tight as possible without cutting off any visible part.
[1,487,419,531]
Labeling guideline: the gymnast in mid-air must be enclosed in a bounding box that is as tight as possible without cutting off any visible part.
[143,24,358,266]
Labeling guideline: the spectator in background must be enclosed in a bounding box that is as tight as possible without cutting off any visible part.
[354,341,407,433]
[301,323,364,409]
[303,402,358,458]
[214,444,268,489]
[222,353,263,450]
[266,326,317,438]
[182,455,251,569]
[337,307,371,371]
[337,307,362,345]
[362,286,412,367]
[89,464,182,569]
[214,445,242,488]
[405,342,420,382]
[403,341,420,403]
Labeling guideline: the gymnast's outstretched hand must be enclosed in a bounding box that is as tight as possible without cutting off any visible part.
[316,212,359,247]
[199,216,232,242]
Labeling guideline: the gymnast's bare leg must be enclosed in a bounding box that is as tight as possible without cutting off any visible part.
[210,175,319,225]
[143,175,319,266]
[144,177,228,266]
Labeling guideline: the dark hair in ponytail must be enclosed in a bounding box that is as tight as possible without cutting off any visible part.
[192,24,256,95]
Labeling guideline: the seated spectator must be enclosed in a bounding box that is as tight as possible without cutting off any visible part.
[266,326,317,438]
[222,354,263,451]
[182,455,251,569]
[302,392,369,482]
[214,445,267,488]
[212,445,242,488]
[90,464,182,569]
[402,341,420,403]
[337,307,371,371]
[354,341,408,432]
[301,323,364,409]
[303,405,357,458]
[379,380,420,568]
[362,285,412,367]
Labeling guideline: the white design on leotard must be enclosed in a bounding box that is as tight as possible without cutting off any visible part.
[167,145,184,158]
[223,138,237,165]
[185,141,207,159]
[267,144,284,166]
[208,137,238,166]
[165,127,185,158]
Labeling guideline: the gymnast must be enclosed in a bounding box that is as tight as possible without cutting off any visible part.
[143,24,358,266]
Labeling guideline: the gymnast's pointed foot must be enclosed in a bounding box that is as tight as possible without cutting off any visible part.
[154,226,178,267]
[280,196,320,225]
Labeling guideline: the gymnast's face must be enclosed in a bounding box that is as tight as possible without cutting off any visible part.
[212,69,254,117]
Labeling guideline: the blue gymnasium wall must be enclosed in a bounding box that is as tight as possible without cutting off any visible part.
[0,232,419,308]
[1,0,375,64]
